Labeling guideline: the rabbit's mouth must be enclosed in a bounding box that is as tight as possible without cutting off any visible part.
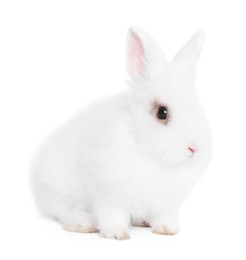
[160,144,199,165]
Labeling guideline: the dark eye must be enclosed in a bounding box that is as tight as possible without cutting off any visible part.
[157,106,168,120]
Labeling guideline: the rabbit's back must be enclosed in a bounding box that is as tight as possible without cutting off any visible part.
[31,92,140,211]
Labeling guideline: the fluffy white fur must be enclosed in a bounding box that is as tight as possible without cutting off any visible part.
[31,27,212,240]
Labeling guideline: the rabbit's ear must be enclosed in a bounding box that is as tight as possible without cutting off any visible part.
[126,27,167,80]
[172,30,206,74]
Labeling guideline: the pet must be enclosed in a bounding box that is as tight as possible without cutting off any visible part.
[31,27,212,240]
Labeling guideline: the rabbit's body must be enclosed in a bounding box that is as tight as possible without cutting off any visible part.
[31,27,212,239]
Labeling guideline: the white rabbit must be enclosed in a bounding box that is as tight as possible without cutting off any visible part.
[31,27,212,240]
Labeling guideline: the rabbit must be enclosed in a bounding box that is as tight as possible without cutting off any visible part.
[31,26,212,240]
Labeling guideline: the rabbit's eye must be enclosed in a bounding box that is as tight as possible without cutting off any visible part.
[157,106,168,120]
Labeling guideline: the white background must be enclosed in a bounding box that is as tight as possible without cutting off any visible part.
[0,0,246,259]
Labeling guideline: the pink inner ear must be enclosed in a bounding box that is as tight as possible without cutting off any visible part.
[128,31,145,75]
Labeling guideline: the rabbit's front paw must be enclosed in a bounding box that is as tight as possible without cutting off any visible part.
[100,226,130,240]
[153,225,178,235]
[151,214,180,235]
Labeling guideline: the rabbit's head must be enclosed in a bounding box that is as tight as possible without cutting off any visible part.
[126,27,212,166]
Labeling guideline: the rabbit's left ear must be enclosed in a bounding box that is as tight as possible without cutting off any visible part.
[126,27,167,80]
[172,30,206,73]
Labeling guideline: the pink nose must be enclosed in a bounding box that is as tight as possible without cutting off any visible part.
[188,147,196,154]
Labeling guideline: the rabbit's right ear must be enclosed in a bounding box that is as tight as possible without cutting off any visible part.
[126,27,167,81]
